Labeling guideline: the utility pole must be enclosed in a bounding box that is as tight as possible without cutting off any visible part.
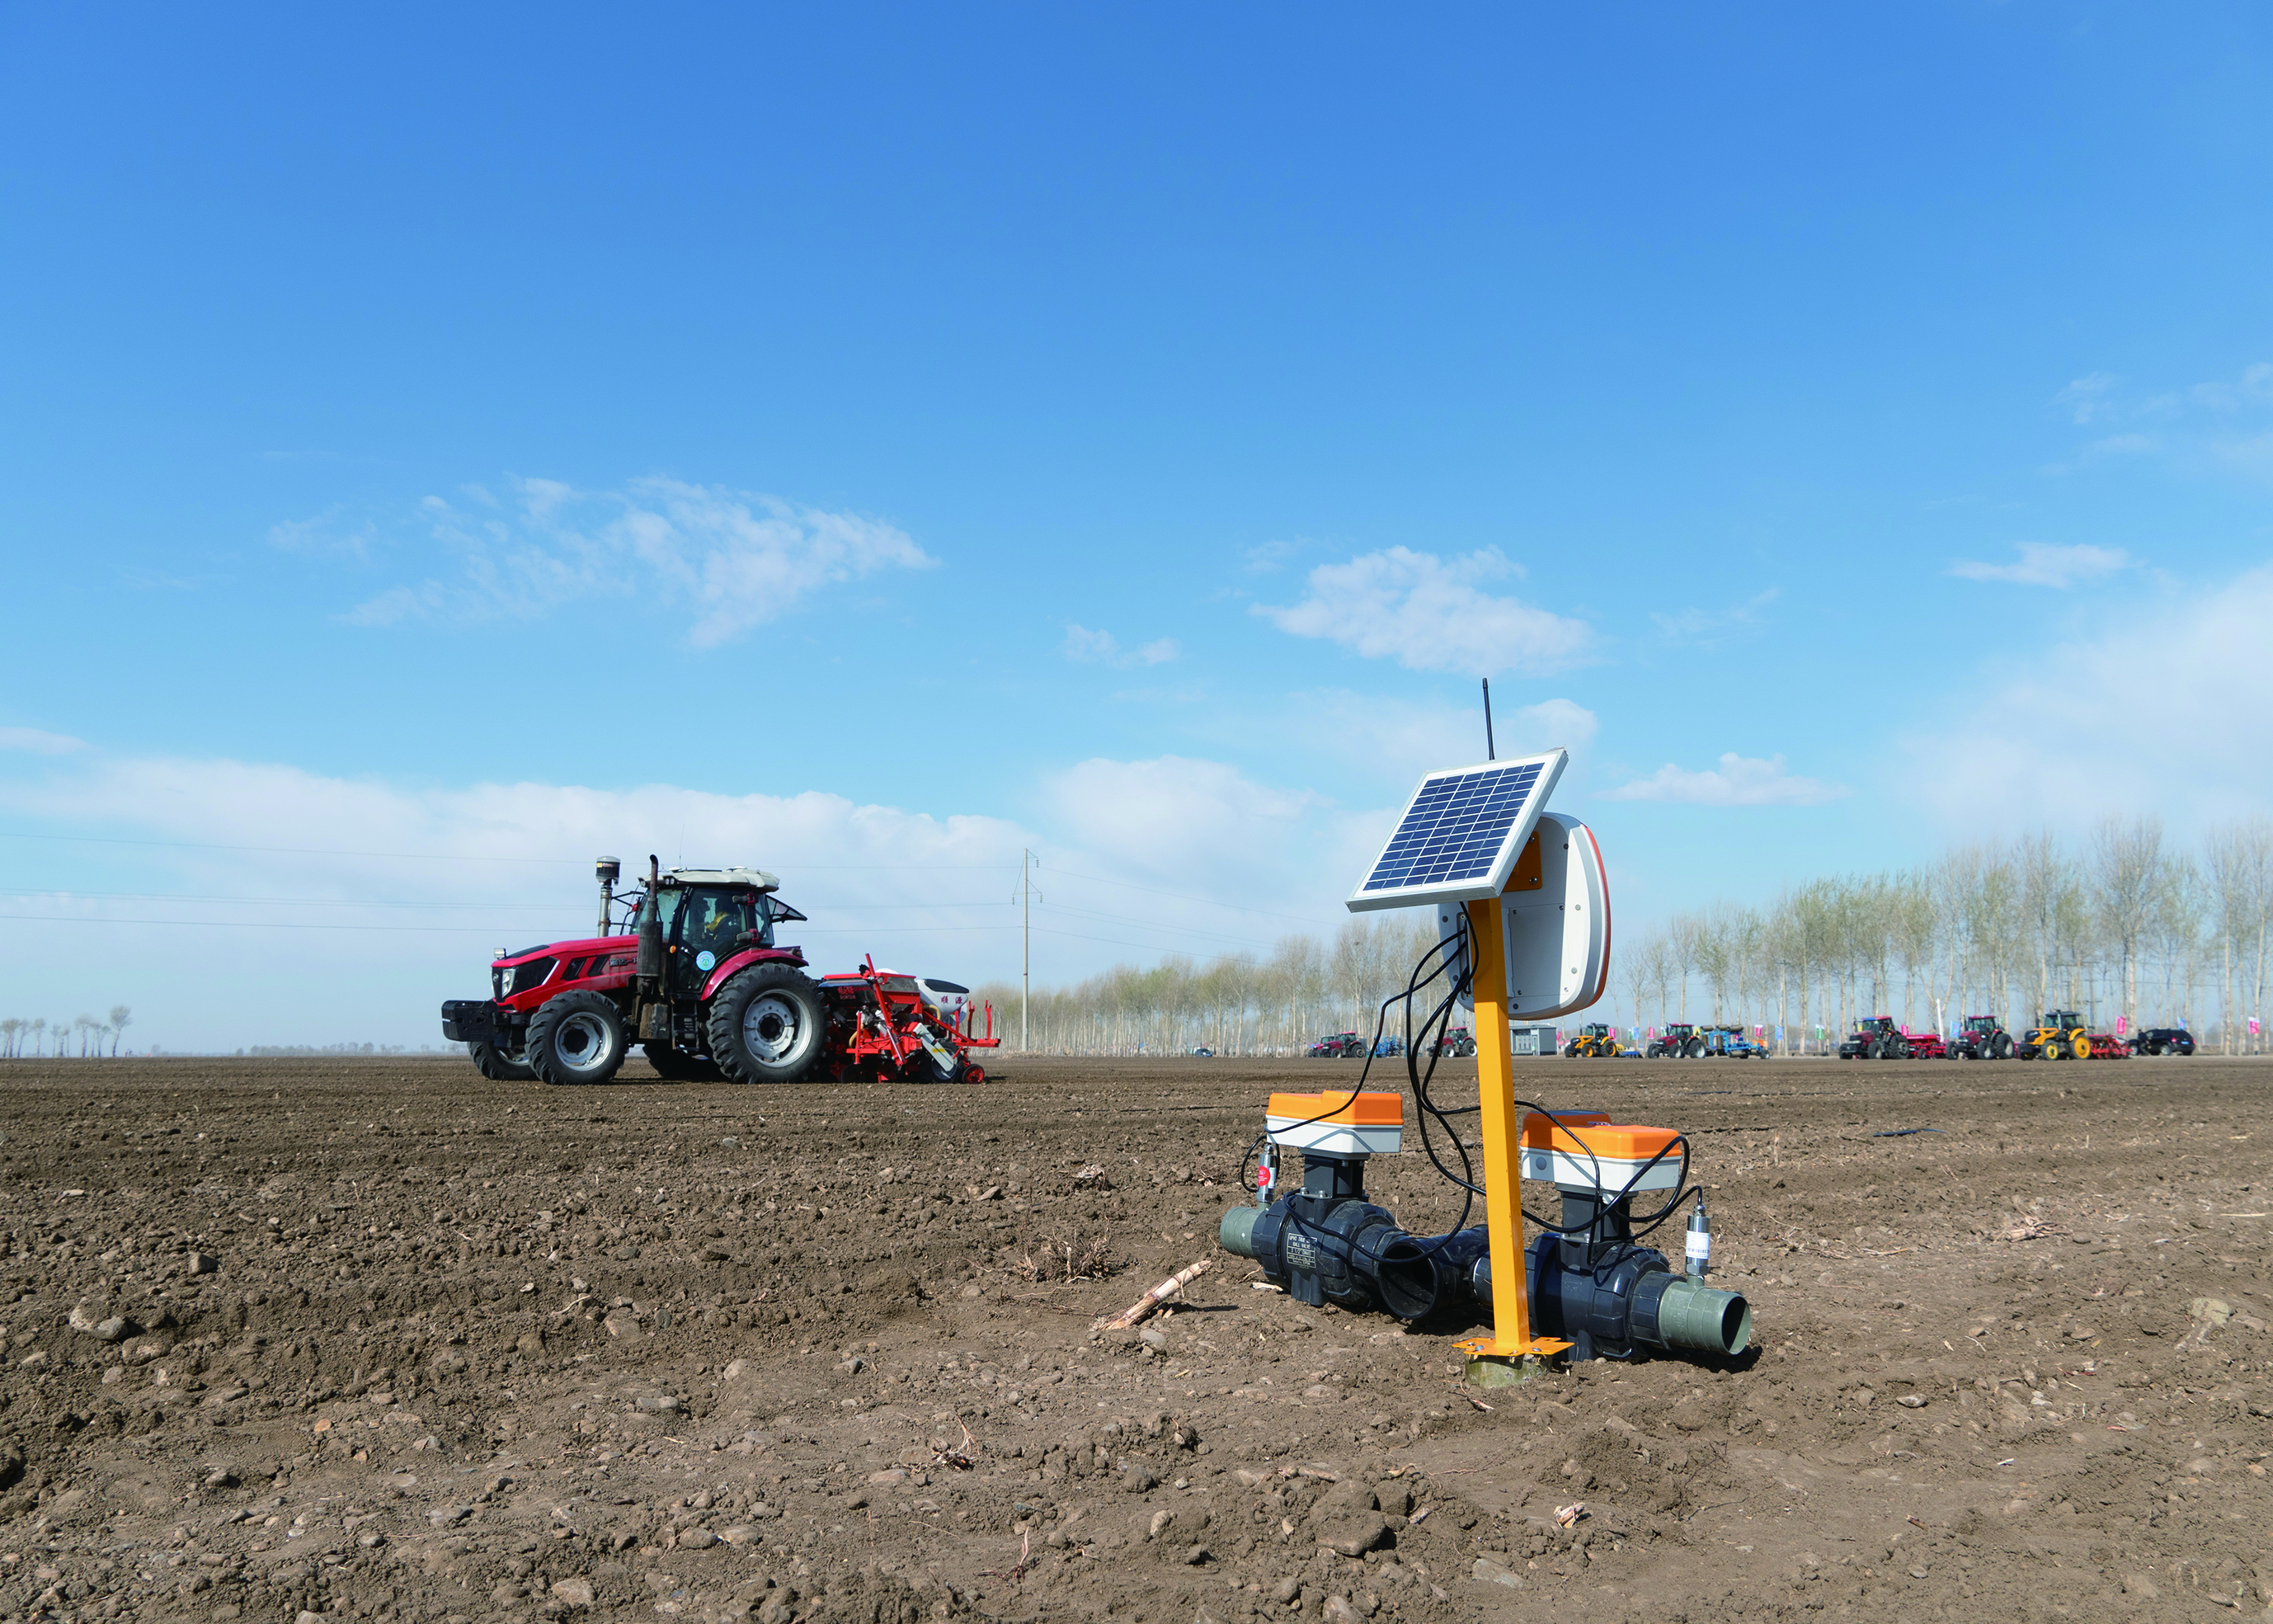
[1014,850,1042,1051]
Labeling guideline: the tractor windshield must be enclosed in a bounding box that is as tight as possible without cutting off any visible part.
[665,888,772,990]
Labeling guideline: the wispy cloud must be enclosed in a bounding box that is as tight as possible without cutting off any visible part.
[2054,372,2120,426]
[1063,624,1180,667]
[1242,540,1297,574]
[1254,547,1593,677]
[332,477,934,647]
[1649,588,1778,647]
[0,727,88,756]
[1602,753,1846,807]
[268,506,378,559]
[1950,543,2129,588]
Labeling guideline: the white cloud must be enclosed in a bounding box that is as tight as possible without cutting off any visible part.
[1043,756,1322,887]
[0,727,87,756]
[337,476,934,646]
[1602,754,1847,807]
[1649,589,1778,646]
[1254,547,1593,676]
[0,741,1364,1047]
[1909,562,2273,829]
[1950,543,2130,588]
[1063,624,1180,667]
[267,506,377,558]
[2055,372,2118,426]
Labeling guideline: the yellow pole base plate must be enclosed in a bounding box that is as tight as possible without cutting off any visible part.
[1465,1353,1552,1388]
[1456,1334,1570,1360]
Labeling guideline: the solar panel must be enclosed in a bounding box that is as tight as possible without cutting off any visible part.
[1345,750,1568,911]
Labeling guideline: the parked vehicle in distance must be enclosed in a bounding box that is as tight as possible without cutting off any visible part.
[1700,1024,1767,1058]
[1372,1035,1405,1058]
[1430,1027,1477,1058]
[2018,1010,2091,1061]
[1307,1032,1367,1058]
[1190,1047,1214,1057]
[1838,1017,1908,1060]
[1951,1015,2012,1061]
[1902,1029,1948,1059]
[2128,1028,2195,1057]
[1646,1022,1704,1059]
[1565,1022,1624,1058]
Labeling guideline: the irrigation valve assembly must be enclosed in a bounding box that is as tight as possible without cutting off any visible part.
[1217,747,1753,1378]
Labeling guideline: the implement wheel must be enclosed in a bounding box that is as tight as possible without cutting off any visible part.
[708,963,826,1085]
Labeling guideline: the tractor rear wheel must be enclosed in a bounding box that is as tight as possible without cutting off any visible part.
[527,991,628,1086]
[708,963,826,1085]
[468,1038,535,1081]
[1684,1038,1706,1059]
[643,1042,722,1082]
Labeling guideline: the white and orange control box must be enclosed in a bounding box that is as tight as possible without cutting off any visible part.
[1265,1092,1405,1157]
[1518,1111,1682,1193]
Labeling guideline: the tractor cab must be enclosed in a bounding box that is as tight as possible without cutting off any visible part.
[643,868,808,994]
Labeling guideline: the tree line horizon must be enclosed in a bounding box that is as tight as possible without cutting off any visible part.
[975,816,2273,1057]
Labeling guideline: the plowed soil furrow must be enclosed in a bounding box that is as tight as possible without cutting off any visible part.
[0,1054,2266,1623]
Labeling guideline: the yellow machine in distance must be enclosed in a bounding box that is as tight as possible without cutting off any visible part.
[2020,1009,2091,1061]
[1563,1022,1625,1058]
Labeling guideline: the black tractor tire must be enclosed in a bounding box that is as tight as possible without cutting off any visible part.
[468,1038,535,1081]
[1683,1038,1706,1059]
[708,963,827,1085]
[1991,1033,2011,1059]
[1563,1042,1579,1057]
[526,991,629,1086]
[643,1042,722,1082]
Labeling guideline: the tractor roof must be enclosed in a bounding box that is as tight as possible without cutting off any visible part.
[661,867,780,892]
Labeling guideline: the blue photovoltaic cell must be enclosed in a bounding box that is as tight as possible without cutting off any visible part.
[1360,762,1541,893]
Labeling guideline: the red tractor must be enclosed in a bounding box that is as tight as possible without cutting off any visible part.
[440,856,997,1087]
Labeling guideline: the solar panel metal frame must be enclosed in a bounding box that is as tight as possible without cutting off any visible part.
[1344,749,1568,912]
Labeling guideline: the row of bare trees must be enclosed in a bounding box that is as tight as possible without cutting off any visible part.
[978,816,2273,1057]
[0,1007,133,1059]
[977,913,1447,1057]
[1613,817,2273,1053]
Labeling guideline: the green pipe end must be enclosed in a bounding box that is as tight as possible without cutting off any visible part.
[1655,1278,1753,1356]
[1218,1205,1261,1259]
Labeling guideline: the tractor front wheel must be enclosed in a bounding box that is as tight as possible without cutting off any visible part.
[469,1038,535,1081]
[708,963,826,1085]
[527,992,629,1086]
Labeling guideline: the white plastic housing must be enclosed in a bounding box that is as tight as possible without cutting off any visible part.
[1264,1116,1404,1156]
[1519,1145,1681,1193]
[1438,812,1612,1022]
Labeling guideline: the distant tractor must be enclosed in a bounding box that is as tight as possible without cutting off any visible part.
[2017,1010,2091,1061]
[1564,1023,1622,1058]
[1951,1016,2013,1061]
[1838,1017,1908,1060]
[1429,1027,1477,1059]
[439,856,995,1087]
[1308,1032,1367,1059]
[1646,1023,1705,1059]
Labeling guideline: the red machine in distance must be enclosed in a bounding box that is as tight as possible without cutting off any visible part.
[440,856,997,1087]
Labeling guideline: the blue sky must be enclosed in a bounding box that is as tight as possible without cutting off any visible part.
[5,5,2273,1048]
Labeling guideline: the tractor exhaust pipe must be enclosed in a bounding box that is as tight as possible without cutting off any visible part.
[636,855,663,986]
[596,855,620,938]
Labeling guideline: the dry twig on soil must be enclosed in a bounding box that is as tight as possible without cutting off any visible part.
[1097,1258,1212,1330]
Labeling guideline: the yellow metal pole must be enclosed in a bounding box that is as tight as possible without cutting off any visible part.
[1459,893,1569,1372]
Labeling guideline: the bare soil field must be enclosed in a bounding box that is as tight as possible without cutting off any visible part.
[0,1052,2266,1624]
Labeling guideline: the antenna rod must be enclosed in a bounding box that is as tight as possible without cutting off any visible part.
[1481,678,1495,760]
